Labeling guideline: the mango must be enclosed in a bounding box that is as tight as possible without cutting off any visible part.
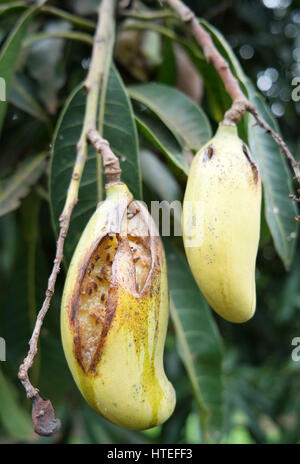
[61,183,175,429]
[182,124,262,323]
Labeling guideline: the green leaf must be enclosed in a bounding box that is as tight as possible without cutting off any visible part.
[188,54,230,124]
[50,65,141,264]
[0,369,33,440]
[26,20,71,114]
[0,3,44,134]
[248,86,298,268]
[157,36,176,87]
[128,83,212,153]
[166,242,224,440]
[184,19,249,138]
[140,149,181,202]
[135,107,189,175]
[103,65,141,198]
[0,153,47,216]
[10,74,50,123]
[1,195,41,370]
[199,19,247,92]
[0,2,26,17]
[197,19,250,138]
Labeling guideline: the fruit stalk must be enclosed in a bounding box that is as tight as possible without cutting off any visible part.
[164,0,300,214]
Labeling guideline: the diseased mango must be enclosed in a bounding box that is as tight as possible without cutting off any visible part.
[61,183,175,430]
[182,124,262,323]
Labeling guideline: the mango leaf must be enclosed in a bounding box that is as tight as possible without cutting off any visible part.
[135,106,189,175]
[50,65,141,264]
[188,55,230,124]
[248,86,298,268]
[9,74,50,123]
[179,20,231,123]
[140,149,181,202]
[197,19,250,139]
[199,19,248,94]
[0,2,26,17]
[0,153,47,216]
[26,20,71,115]
[165,242,224,440]
[0,369,33,440]
[1,194,40,370]
[157,36,176,87]
[0,2,45,134]
[1,241,32,369]
[128,83,212,153]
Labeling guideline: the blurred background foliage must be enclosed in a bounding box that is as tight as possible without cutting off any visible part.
[0,0,300,444]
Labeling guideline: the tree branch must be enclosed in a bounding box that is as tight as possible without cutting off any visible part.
[18,0,117,437]
[87,129,121,186]
[164,0,300,217]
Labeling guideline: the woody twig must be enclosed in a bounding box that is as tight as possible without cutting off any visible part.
[18,0,117,436]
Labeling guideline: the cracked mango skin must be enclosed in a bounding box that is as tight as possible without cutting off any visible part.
[182,124,262,323]
[61,183,175,430]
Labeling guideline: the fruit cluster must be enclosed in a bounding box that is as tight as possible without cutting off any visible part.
[61,123,261,429]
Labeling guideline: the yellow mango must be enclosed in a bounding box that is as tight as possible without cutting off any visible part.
[61,183,175,429]
[182,124,262,323]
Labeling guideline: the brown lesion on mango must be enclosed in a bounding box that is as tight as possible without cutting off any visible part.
[71,205,160,374]
[74,234,118,372]
[202,144,215,162]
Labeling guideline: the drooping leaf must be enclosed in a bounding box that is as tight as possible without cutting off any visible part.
[103,65,141,198]
[0,2,26,17]
[0,211,17,278]
[199,19,248,94]
[26,20,71,114]
[10,74,50,124]
[140,149,181,202]
[0,2,45,134]
[50,65,141,264]
[157,36,176,87]
[128,82,212,153]
[1,194,40,370]
[0,153,47,216]
[188,55,230,124]
[197,19,250,139]
[248,86,298,268]
[135,106,189,175]
[1,242,32,368]
[166,242,224,440]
